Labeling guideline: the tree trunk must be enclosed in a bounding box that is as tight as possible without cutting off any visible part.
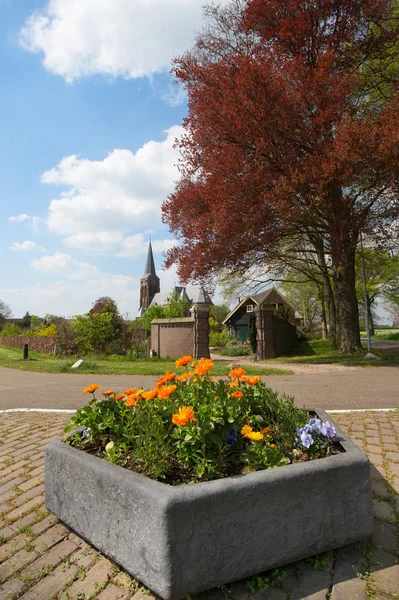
[318,287,328,339]
[367,297,375,337]
[314,239,338,348]
[331,246,362,353]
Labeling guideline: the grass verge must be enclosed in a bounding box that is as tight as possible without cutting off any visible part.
[271,339,399,366]
[0,346,292,376]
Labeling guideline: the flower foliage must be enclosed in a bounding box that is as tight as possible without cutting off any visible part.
[65,358,338,484]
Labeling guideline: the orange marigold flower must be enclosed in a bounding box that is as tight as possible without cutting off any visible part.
[261,427,272,436]
[229,380,239,388]
[231,391,244,399]
[157,384,177,400]
[177,372,190,382]
[123,388,137,396]
[114,393,126,401]
[241,424,253,437]
[142,389,158,401]
[82,384,100,394]
[102,390,114,397]
[194,358,214,376]
[247,431,264,441]
[228,367,246,379]
[248,376,260,385]
[270,444,276,449]
[156,371,177,387]
[172,406,196,426]
[125,394,138,407]
[175,355,193,368]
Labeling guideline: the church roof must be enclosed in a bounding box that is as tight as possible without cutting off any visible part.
[142,241,158,279]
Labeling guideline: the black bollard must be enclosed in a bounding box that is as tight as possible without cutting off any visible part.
[23,344,28,360]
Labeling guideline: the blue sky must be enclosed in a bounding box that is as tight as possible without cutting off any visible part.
[0,0,230,318]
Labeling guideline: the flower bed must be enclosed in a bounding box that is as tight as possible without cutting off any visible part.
[45,357,373,599]
[64,358,341,483]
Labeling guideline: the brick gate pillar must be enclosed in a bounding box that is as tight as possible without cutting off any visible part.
[190,303,210,359]
[255,304,275,360]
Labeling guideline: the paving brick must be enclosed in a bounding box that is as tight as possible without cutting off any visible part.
[371,549,399,597]
[59,556,114,599]
[17,475,44,494]
[96,582,131,599]
[368,453,384,466]
[19,537,80,581]
[372,521,398,554]
[0,577,25,599]
[18,546,98,600]
[373,499,396,522]
[4,497,44,524]
[284,564,332,600]
[387,461,399,477]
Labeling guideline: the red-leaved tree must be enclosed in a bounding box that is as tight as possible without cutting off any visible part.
[162,0,399,352]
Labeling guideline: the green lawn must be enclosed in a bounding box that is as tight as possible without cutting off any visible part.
[271,338,399,366]
[0,346,292,376]
[360,328,399,341]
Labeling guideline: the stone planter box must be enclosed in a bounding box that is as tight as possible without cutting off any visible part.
[45,409,373,600]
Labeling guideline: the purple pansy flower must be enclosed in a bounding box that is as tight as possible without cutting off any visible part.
[227,428,238,447]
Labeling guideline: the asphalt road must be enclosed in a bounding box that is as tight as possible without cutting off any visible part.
[0,365,398,411]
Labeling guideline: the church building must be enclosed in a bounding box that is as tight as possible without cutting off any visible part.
[138,241,212,317]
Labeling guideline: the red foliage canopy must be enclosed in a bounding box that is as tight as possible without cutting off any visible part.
[162,0,399,286]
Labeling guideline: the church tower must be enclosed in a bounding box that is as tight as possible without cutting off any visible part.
[139,240,160,314]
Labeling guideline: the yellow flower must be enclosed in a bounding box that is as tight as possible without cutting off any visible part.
[247,431,264,441]
[241,424,253,437]
[229,380,239,388]
[82,384,100,394]
[175,355,193,368]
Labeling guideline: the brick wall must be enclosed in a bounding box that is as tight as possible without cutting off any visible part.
[0,336,56,354]
[151,319,194,359]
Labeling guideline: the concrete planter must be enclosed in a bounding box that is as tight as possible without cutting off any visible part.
[45,409,372,600]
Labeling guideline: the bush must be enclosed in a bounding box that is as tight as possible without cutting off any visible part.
[54,318,78,356]
[36,323,57,336]
[220,346,251,356]
[65,359,338,485]
[0,323,21,337]
[209,329,231,348]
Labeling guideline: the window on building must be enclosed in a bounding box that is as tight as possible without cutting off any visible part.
[246,304,254,313]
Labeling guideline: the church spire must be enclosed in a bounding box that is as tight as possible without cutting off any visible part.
[139,240,160,314]
[143,240,157,278]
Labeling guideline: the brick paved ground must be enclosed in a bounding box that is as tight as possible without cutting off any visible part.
[0,410,398,600]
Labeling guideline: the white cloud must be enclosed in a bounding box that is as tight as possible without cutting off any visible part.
[19,0,229,83]
[31,253,99,280]
[42,126,182,237]
[9,213,31,223]
[8,214,45,233]
[64,231,125,253]
[160,84,188,107]
[117,234,177,258]
[10,241,47,253]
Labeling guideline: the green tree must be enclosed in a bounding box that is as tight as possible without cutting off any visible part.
[30,315,42,331]
[356,248,399,335]
[73,312,114,355]
[0,299,12,329]
[130,320,148,358]
[21,311,31,328]
[141,304,167,332]
[164,291,190,318]
[89,296,128,354]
